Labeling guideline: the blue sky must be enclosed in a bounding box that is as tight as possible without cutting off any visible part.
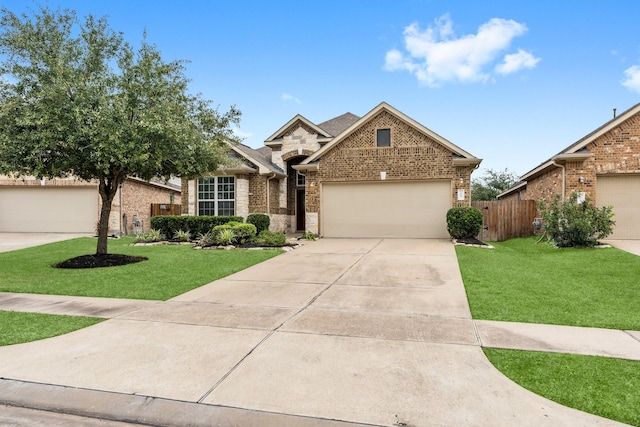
[3,0,640,176]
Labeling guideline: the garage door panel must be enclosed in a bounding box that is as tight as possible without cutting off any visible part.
[0,187,98,233]
[597,175,640,239]
[322,181,451,238]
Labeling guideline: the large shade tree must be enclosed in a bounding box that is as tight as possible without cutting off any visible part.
[0,6,240,255]
[471,168,520,201]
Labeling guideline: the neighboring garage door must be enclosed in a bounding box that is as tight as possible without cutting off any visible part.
[0,187,99,233]
[322,180,451,238]
[597,175,640,239]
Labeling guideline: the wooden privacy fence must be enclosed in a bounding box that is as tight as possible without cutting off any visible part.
[472,199,537,242]
[151,203,182,217]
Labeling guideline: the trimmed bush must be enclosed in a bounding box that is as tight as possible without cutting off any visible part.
[247,213,270,233]
[446,207,483,239]
[213,221,257,244]
[538,192,615,247]
[150,215,243,238]
[257,230,286,246]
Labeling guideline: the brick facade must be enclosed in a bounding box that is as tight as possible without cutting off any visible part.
[309,110,473,209]
[0,175,179,235]
[510,108,640,206]
[109,179,179,235]
[185,103,479,236]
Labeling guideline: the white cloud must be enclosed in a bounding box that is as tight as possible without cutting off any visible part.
[622,65,640,93]
[231,127,253,139]
[384,14,540,86]
[281,93,301,104]
[496,49,541,75]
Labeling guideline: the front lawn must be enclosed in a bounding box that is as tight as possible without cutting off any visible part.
[485,349,640,426]
[0,237,282,300]
[0,310,103,346]
[456,237,640,330]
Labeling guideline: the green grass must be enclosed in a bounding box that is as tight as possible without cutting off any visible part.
[0,310,103,346]
[456,237,640,330]
[0,237,282,300]
[484,349,640,426]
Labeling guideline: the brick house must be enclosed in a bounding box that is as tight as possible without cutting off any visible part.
[183,102,482,238]
[498,103,640,239]
[0,175,180,235]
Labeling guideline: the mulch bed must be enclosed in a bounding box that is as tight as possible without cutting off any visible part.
[54,254,148,269]
[453,237,491,246]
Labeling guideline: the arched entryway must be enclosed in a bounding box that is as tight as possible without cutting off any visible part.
[286,156,307,232]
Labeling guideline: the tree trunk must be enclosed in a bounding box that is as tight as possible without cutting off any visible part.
[96,174,124,255]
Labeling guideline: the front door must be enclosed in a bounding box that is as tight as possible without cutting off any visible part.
[296,188,305,231]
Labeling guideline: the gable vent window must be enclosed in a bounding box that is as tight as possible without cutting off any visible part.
[376,128,391,147]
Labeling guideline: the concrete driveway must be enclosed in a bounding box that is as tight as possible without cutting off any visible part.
[603,239,640,256]
[0,232,90,253]
[0,239,625,426]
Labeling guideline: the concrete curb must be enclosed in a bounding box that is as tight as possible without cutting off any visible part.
[0,378,380,427]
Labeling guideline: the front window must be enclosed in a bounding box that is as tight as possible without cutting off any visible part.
[198,176,235,216]
[296,171,306,187]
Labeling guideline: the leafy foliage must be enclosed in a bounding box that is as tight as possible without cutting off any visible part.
[213,221,256,244]
[197,231,216,248]
[150,215,243,238]
[471,168,520,201]
[538,192,615,247]
[174,229,191,242]
[134,229,163,243]
[246,213,270,233]
[446,207,483,239]
[0,6,240,255]
[215,228,236,246]
[256,230,287,246]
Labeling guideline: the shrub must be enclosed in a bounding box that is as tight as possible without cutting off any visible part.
[174,229,191,242]
[538,192,615,247]
[151,215,243,238]
[213,221,257,244]
[197,231,216,247]
[216,228,236,246]
[300,231,317,241]
[134,229,164,243]
[257,230,286,246]
[446,207,483,239]
[247,213,270,233]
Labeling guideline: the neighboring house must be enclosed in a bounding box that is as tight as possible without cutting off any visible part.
[0,175,180,235]
[498,103,640,239]
[182,102,482,238]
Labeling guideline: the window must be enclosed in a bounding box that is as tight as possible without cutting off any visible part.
[376,128,391,147]
[198,176,235,216]
[296,171,306,187]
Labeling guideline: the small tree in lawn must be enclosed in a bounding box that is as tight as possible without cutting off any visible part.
[0,6,240,256]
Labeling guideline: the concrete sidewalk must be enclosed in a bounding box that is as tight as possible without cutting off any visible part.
[0,239,632,426]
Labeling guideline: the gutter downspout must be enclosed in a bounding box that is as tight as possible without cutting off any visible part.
[552,160,566,199]
[266,173,277,215]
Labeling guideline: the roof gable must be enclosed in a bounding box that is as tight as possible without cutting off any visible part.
[301,102,480,165]
[264,114,331,142]
[231,143,285,176]
[520,102,640,181]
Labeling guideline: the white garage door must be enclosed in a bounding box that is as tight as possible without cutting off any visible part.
[0,187,99,233]
[322,180,452,238]
[596,175,640,239]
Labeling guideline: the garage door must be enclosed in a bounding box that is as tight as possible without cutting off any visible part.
[0,187,99,233]
[322,180,452,238]
[596,175,640,239]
